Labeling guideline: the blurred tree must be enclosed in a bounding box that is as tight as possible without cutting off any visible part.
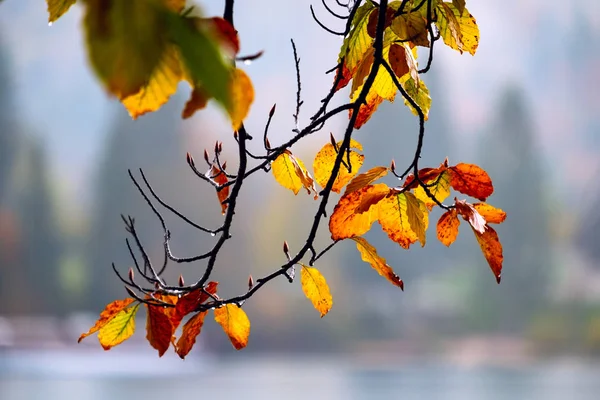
[0,37,16,203]
[466,85,551,332]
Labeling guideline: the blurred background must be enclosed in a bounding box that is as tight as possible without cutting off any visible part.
[1,0,599,399]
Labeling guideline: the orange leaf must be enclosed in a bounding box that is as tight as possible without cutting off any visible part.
[313,139,364,193]
[437,209,460,246]
[473,203,506,224]
[228,68,254,131]
[472,225,504,284]
[300,264,333,317]
[97,303,140,350]
[377,191,429,249]
[214,304,250,350]
[455,198,486,234]
[78,298,135,343]
[207,165,229,214]
[171,282,218,331]
[175,311,208,359]
[329,183,389,240]
[345,166,388,195]
[182,86,210,119]
[352,237,403,289]
[449,163,493,201]
[146,303,174,357]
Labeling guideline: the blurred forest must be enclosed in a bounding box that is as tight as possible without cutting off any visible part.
[0,0,599,361]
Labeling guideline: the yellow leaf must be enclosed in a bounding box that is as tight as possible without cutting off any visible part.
[414,169,451,210]
[377,191,429,249]
[436,2,480,55]
[214,304,250,350]
[78,298,135,343]
[403,76,431,120]
[338,2,376,75]
[405,192,428,246]
[228,69,254,130]
[84,0,168,99]
[352,237,403,289]
[313,139,364,193]
[122,45,183,119]
[272,150,315,196]
[345,166,388,195]
[300,264,333,317]
[329,183,390,240]
[97,303,140,350]
[47,0,76,23]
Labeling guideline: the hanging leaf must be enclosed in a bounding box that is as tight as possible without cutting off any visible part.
[272,150,316,197]
[344,166,388,195]
[207,165,229,215]
[390,9,430,47]
[47,0,76,23]
[214,304,250,350]
[146,303,174,357]
[313,139,364,193]
[97,303,140,350]
[473,203,506,224]
[437,208,460,246]
[171,281,218,331]
[472,225,503,283]
[413,169,451,210]
[175,311,208,359]
[402,76,431,120]
[449,163,493,201]
[182,86,210,118]
[300,264,333,317]
[122,45,183,119]
[452,0,466,14]
[78,298,135,343]
[329,183,390,240]
[435,2,480,55]
[405,192,427,246]
[352,237,403,289]
[454,198,486,234]
[227,69,254,130]
[377,190,429,248]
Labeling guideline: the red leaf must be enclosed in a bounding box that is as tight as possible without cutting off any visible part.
[205,17,240,55]
[146,303,174,357]
[171,282,218,331]
[449,163,493,201]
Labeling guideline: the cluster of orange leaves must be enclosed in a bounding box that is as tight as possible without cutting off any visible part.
[79,282,252,356]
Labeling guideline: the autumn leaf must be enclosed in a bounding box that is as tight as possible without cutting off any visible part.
[452,0,466,14]
[329,183,389,240]
[437,208,460,246]
[300,264,333,317]
[47,0,76,23]
[473,225,503,283]
[313,139,364,193]
[78,298,135,343]
[171,281,218,331]
[473,203,506,225]
[389,43,418,83]
[146,303,174,357]
[449,163,493,201]
[405,192,427,245]
[182,86,210,118]
[205,17,240,56]
[454,198,486,234]
[214,304,250,350]
[164,0,186,13]
[403,76,431,120]
[377,190,429,248]
[122,45,183,119]
[390,8,430,47]
[414,169,451,210]
[272,150,316,197]
[227,68,254,130]
[352,237,403,289]
[175,311,208,359]
[206,165,229,215]
[97,303,140,350]
[435,2,480,55]
[344,166,388,195]
[84,0,168,99]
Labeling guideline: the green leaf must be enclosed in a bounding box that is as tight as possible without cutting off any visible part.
[403,77,431,120]
[84,0,169,99]
[167,15,232,109]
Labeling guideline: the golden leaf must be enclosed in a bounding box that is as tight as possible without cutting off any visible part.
[227,68,254,130]
[377,191,429,249]
[78,298,135,343]
[300,264,333,317]
[345,166,388,195]
[437,209,460,246]
[436,2,480,55]
[352,237,403,289]
[214,304,250,350]
[47,0,76,23]
[313,139,364,193]
[97,303,140,350]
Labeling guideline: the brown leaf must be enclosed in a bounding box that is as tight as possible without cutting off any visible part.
[344,166,388,195]
[455,198,486,234]
[207,165,229,214]
[182,86,210,119]
[300,265,333,317]
[388,44,409,79]
[473,203,506,224]
[449,163,493,201]
[366,6,395,38]
[78,298,135,343]
[437,209,460,246]
[175,311,208,359]
[214,304,250,350]
[329,183,389,240]
[472,225,504,283]
[146,303,174,357]
[47,0,76,23]
[352,237,403,289]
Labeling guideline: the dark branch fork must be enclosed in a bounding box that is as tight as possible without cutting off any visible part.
[116,0,449,309]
